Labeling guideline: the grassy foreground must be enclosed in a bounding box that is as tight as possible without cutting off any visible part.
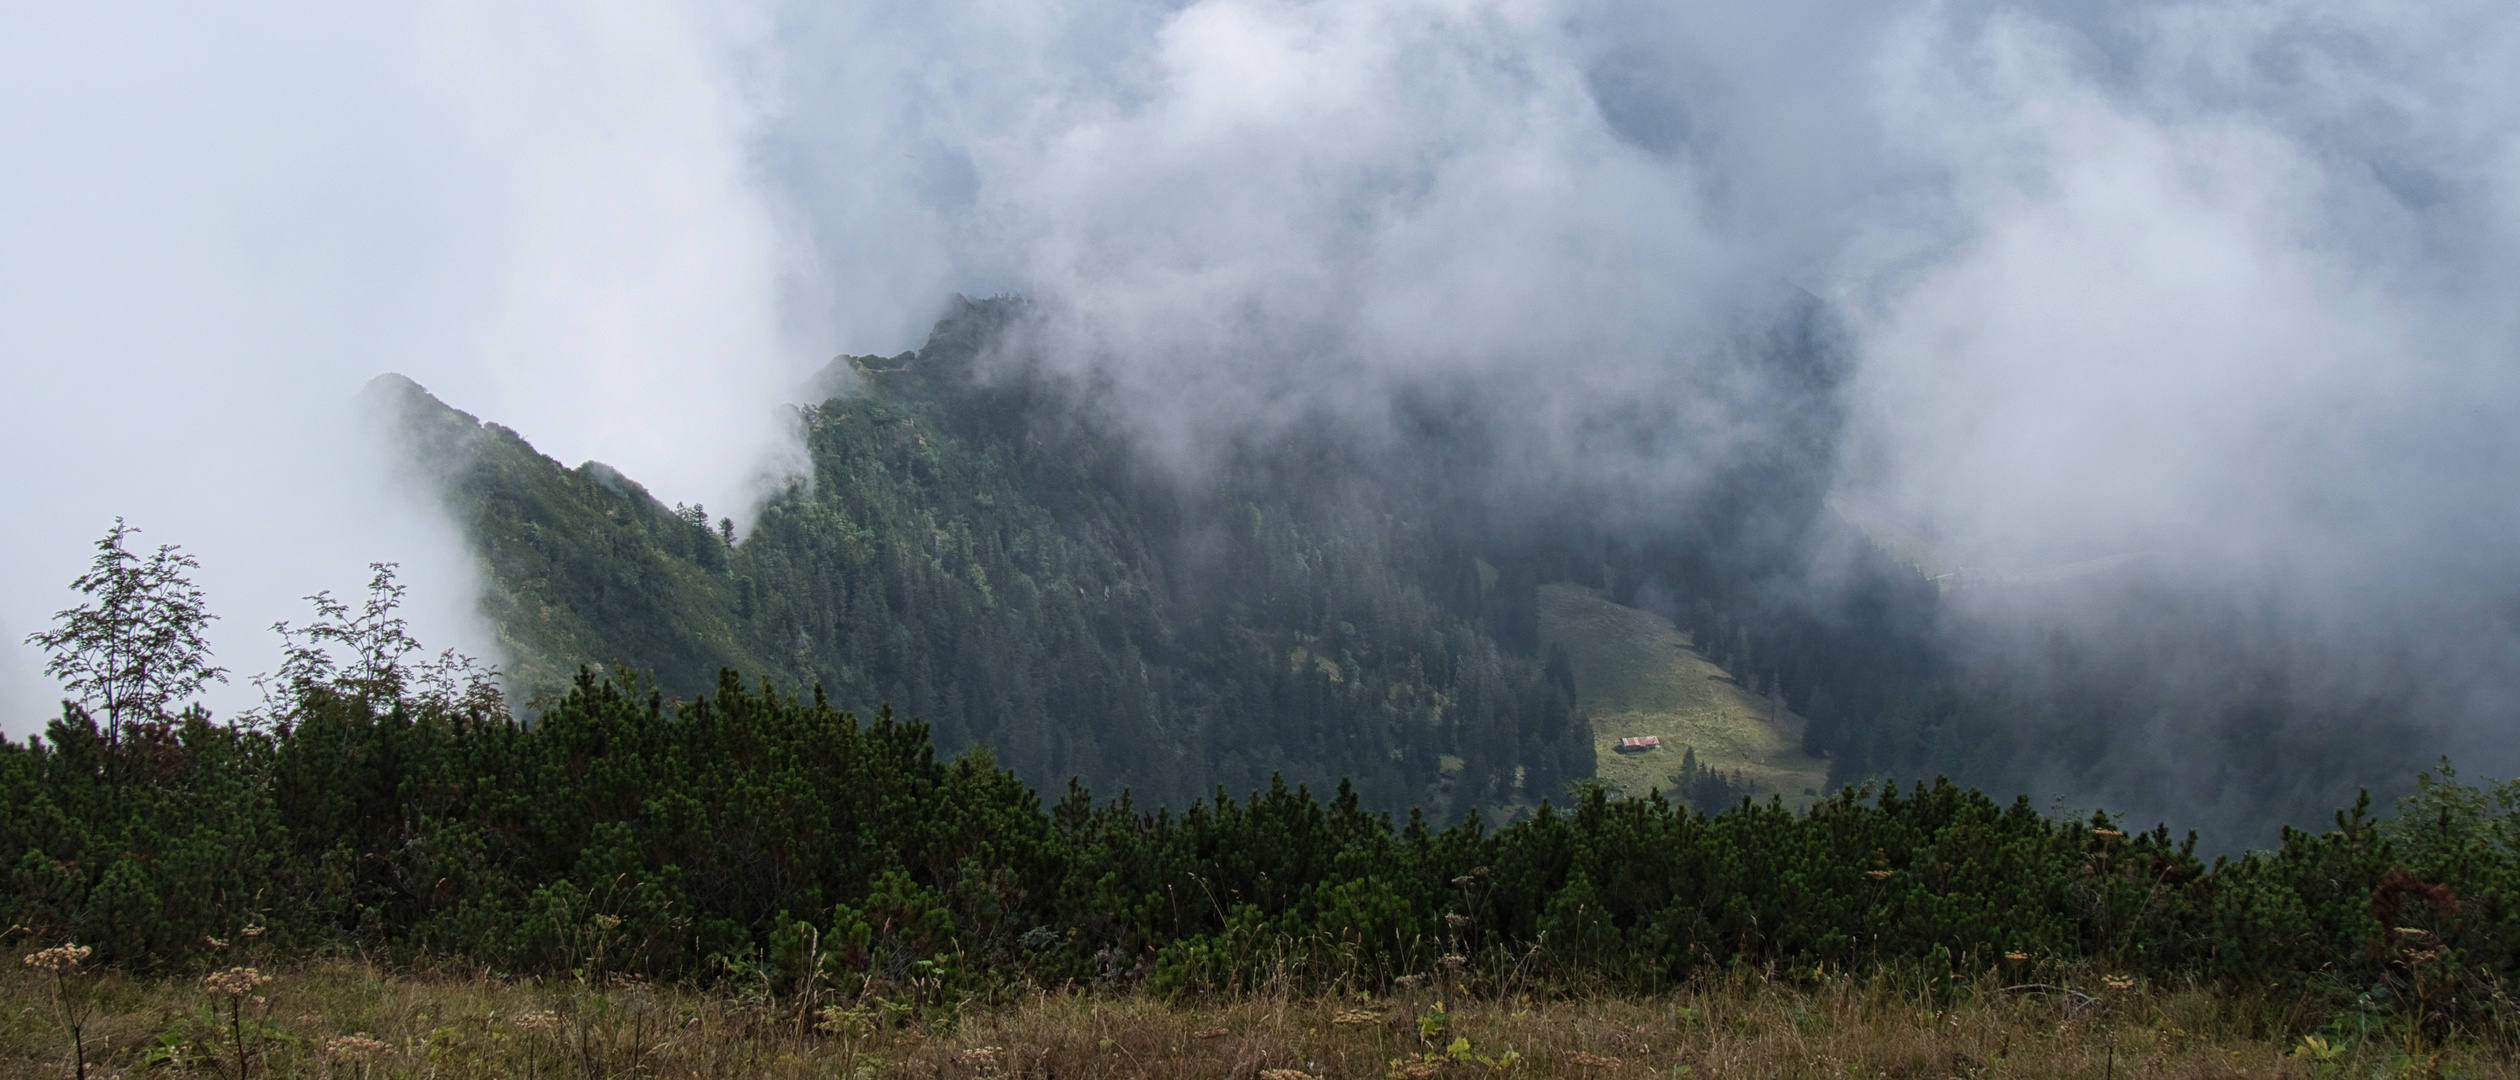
[9,958,2514,1079]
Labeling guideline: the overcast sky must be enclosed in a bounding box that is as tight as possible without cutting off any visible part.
[6,0,2517,762]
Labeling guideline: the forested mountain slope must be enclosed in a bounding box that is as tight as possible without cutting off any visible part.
[374,298,1590,816]
[379,295,2433,838]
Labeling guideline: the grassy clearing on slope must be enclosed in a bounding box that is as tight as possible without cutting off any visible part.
[8,958,2504,1079]
[1536,585,1826,808]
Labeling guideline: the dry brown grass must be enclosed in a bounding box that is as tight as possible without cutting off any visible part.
[4,958,2514,1079]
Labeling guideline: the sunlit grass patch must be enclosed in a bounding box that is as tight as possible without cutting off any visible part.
[1537,585,1826,808]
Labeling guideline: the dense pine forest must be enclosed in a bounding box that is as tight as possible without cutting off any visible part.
[9,300,2497,1071]
[4,615,2516,1027]
[14,1,2518,1073]
[5,512,2517,1076]
[381,297,2422,837]
[380,296,1616,817]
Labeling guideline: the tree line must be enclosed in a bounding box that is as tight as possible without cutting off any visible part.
[5,527,2516,1042]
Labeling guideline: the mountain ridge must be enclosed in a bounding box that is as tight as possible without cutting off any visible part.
[375,298,1593,816]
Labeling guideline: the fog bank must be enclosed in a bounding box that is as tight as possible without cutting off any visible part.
[9,0,2517,807]
[765,0,2520,800]
[1,3,814,731]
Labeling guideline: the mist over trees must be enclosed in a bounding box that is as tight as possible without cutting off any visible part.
[370,297,2446,842]
[9,1,2518,859]
[4,528,2516,1052]
[380,297,1600,820]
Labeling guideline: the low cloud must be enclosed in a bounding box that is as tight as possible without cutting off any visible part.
[761,0,2520,793]
[0,3,815,731]
[1841,5,2520,771]
[9,0,2516,799]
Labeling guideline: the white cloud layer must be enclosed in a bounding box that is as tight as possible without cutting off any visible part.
[0,2,811,730]
[6,0,2518,778]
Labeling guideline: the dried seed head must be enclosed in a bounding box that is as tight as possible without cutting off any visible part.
[202,967,272,998]
[23,944,91,973]
[512,1010,562,1032]
[327,1034,391,1061]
